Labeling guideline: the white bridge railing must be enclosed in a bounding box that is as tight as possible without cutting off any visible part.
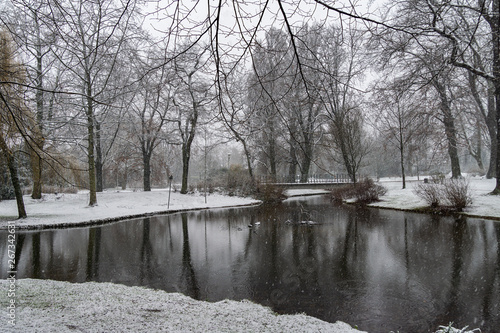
[257,174,354,184]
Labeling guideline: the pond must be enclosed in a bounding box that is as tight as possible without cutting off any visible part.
[1,196,499,332]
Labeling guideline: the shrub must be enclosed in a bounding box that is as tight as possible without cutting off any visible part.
[414,183,443,208]
[254,183,286,204]
[442,178,473,212]
[352,178,387,203]
[329,185,354,203]
[330,178,387,204]
[414,178,473,212]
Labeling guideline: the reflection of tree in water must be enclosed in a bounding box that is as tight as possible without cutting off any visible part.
[446,217,466,314]
[140,218,153,284]
[340,214,359,277]
[14,233,25,273]
[431,216,468,328]
[480,223,500,330]
[32,233,41,278]
[180,213,200,299]
[247,202,326,317]
[86,228,101,281]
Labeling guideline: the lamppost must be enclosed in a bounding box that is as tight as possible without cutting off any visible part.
[167,174,173,209]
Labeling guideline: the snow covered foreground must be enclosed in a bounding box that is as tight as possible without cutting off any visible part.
[0,279,364,333]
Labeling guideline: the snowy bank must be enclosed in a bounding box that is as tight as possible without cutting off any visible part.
[371,177,500,220]
[0,190,260,230]
[1,177,498,230]
[0,279,365,333]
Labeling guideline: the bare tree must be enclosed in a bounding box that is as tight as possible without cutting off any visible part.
[372,83,428,188]
[467,67,496,177]
[172,44,211,194]
[379,0,500,190]
[218,66,258,184]
[247,28,292,180]
[48,0,139,205]
[128,43,175,191]
[0,29,27,218]
[316,24,367,183]
[2,0,63,198]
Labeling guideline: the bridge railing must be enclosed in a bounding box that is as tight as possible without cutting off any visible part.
[257,174,353,184]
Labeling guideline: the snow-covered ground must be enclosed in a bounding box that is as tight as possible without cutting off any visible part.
[372,176,500,219]
[0,279,364,333]
[0,189,260,229]
[1,176,497,230]
[0,178,495,332]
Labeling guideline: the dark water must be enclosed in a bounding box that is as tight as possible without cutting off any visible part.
[1,196,499,332]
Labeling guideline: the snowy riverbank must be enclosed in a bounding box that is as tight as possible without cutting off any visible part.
[0,279,365,333]
[0,189,261,229]
[1,176,498,230]
[372,176,500,220]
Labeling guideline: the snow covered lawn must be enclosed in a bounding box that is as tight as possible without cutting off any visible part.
[0,189,260,229]
[371,176,500,220]
[0,279,364,333]
[1,176,498,230]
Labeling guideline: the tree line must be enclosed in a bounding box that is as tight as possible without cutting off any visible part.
[1,0,498,218]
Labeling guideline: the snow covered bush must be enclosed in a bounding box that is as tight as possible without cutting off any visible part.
[414,183,443,208]
[352,178,387,203]
[414,178,473,212]
[329,184,353,203]
[330,178,387,204]
[255,183,286,204]
[442,178,473,212]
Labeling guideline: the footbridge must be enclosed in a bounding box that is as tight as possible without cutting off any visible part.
[258,174,354,190]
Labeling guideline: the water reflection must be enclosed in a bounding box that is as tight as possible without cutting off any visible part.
[1,196,499,332]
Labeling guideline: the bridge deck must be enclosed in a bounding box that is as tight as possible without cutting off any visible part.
[258,174,354,189]
[267,182,351,190]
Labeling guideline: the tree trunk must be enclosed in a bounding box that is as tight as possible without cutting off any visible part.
[95,122,103,192]
[31,14,44,200]
[181,144,191,194]
[487,129,497,179]
[486,86,497,178]
[473,118,485,171]
[0,136,26,218]
[288,140,298,183]
[143,152,151,192]
[30,139,43,199]
[491,0,500,193]
[268,135,277,181]
[443,112,462,178]
[86,81,97,206]
[241,140,255,185]
[434,80,461,178]
[300,145,313,183]
[400,134,406,190]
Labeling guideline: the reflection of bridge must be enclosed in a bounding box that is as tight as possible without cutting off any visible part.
[258,174,354,189]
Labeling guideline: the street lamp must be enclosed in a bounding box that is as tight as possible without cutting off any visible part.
[167,174,173,209]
